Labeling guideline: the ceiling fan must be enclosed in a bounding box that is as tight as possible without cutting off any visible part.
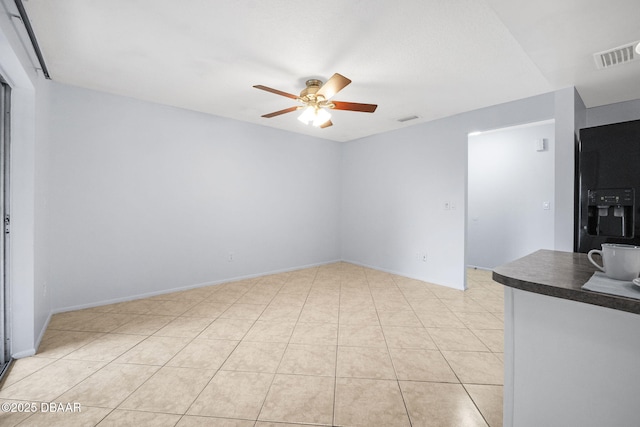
[253,73,377,129]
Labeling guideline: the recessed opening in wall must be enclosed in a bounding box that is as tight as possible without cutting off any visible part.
[466,119,555,270]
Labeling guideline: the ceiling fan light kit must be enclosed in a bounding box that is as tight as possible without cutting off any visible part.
[253,73,377,129]
[298,105,332,127]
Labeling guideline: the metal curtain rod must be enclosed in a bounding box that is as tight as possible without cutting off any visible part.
[13,0,51,79]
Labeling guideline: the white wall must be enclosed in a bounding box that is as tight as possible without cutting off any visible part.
[341,93,557,289]
[504,288,640,427]
[341,121,467,288]
[44,82,342,312]
[468,121,555,269]
[0,5,49,358]
[552,88,580,251]
[586,98,640,128]
[33,77,52,345]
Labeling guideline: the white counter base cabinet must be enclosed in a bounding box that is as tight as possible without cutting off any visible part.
[504,287,640,427]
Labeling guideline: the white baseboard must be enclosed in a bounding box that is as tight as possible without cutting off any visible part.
[12,348,36,359]
[52,259,342,314]
[466,265,494,271]
[341,258,464,290]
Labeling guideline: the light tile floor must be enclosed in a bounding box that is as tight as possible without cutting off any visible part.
[0,263,503,427]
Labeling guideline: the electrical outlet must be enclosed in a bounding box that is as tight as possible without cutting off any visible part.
[422,253,427,262]
[228,252,234,262]
[444,201,451,210]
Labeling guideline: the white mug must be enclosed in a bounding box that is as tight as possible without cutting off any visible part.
[588,243,640,281]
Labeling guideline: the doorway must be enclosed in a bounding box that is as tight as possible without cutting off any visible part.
[0,75,11,379]
[467,120,555,269]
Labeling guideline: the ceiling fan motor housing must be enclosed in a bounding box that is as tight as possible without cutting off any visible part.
[300,79,323,100]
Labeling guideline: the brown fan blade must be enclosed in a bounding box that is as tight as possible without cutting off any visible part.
[316,73,351,100]
[319,120,333,129]
[331,101,378,113]
[261,106,300,118]
[253,85,299,100]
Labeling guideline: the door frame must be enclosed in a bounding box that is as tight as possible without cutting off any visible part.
[0,74,12,379]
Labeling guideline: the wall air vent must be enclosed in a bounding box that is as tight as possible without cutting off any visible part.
[397,115,419,123]
[593,41,640,69]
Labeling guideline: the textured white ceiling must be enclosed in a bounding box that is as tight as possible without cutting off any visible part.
[20,0,640,141]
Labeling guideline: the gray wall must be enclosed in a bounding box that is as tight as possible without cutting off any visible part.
[586,99,640,128]
[34,77,53,353]
[43,82,342,312]
[341,93,557,289]
[553,88,579,252]
[0,9,42,358]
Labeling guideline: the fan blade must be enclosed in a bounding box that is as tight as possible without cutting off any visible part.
[331,101,377,113]
[316,73,351,100]
[319,120,333,129]
[261,106,299,118]
[253,85,299,100]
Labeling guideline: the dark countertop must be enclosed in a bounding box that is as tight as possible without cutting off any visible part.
[492,249,640,315]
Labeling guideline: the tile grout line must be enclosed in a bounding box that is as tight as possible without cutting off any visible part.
[8,306,188,425]
[180,275,286,422]
[395,271,497,426]
[332,266,345,427]
[368,270,414,427]
[455,272,503,427]
[4,265,503,426]
[108,278,260,421]
[251,267,320,425]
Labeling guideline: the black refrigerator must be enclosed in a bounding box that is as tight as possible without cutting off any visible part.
[576,119,640,253]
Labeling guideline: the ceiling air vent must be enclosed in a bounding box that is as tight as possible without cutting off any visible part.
[397,115,419,123]
[593,41,640,69]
